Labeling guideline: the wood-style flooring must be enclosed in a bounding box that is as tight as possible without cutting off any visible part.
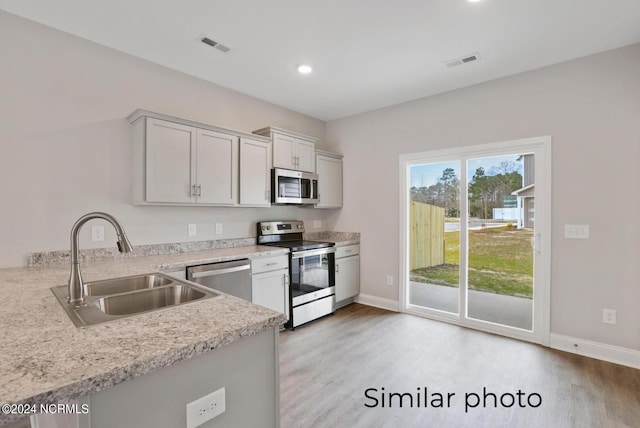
[279,304,640,428]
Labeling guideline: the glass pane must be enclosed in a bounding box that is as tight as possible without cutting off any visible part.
[408,161,460,314]
[466,154,534,330]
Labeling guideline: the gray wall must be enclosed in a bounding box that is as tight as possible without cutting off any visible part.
[326,43,640,351]
[0,11,337,268]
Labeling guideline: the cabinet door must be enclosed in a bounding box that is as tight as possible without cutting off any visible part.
[145,118,196,203]
[272,134,296,169]
[240,137,272,206]
[335,255,360,302]
[252,269,288,315]
[196,129,238,205]
[316,155,343,208]
[295,140,316,173]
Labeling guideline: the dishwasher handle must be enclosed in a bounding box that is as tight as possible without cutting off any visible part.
[186,260,251,280]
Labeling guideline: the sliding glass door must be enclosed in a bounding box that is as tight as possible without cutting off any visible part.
[408,161,461,315]
[401,137,550,344]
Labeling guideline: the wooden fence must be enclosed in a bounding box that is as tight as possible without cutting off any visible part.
[410,201,445,270]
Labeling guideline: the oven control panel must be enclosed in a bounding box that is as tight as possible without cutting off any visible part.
[258,221,305,235]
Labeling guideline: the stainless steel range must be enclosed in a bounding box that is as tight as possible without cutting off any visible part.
[257,220,335,329]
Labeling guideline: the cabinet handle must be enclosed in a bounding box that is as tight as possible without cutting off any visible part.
[345,249,353,253]
[336,265,340,273]
[265,189,270,202]
[284,274,289,286]
[197,184,202,197]
[191,184,197,197]
[265,262,278,267]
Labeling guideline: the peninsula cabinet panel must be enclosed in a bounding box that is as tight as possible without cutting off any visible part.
[239,137,272,206]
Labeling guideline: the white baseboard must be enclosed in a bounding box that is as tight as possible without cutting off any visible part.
[550,333,640,370]
[354,294,399,312]
[353,296,640,370]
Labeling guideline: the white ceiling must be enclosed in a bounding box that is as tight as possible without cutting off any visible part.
[2,0,640,121]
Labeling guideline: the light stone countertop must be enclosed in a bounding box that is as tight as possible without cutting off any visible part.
[304,231,360,247]
[0,245,288,425]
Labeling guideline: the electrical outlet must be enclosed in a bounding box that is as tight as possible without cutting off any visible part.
[386,275,394,286]
[186,387,225,428]
[564,224,590,239]
[215,223,223,234]
[602,308,616,325]
[188,224,197,236]
[91,226,104,242]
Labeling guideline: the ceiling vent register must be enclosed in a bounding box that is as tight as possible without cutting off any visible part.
[201,37,231,53]
[445,52,480,68]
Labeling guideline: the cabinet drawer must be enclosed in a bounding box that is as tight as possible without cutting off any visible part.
[251,255,289,274]
[336,244,359,259]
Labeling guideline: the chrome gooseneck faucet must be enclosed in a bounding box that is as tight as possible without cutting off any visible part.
[68,212,133,305]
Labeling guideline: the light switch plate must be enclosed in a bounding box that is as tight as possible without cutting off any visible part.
[564,224,589,239]
[215,223,223,234]
[188,224,197,236]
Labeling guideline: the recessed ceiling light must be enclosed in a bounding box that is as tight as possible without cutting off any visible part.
[297,65,313,74]
[468,0,483,2]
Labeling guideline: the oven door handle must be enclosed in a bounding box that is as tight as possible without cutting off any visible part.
[291,247,336,259]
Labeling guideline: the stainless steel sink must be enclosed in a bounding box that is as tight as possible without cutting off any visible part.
[95,284,207,316]
[51,273,218,327]
[84,274,173,296]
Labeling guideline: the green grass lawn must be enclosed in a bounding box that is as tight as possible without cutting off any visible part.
[411,226,534,298]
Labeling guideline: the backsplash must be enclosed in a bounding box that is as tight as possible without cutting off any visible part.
[27,238,256,267]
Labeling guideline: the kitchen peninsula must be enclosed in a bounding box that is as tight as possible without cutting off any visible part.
[0,245,288,428]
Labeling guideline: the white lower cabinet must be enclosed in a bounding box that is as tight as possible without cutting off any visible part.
[335,245,360,303]
[251,255,289,320]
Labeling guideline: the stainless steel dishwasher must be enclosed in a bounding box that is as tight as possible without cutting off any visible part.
[186,259,251,301]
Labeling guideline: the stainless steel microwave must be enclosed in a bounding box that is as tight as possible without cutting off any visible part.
[271,168,319,205]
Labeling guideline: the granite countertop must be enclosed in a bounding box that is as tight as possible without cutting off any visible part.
[0,245,288,425]
[304,231,360,247]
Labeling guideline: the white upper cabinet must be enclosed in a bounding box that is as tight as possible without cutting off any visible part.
[129,110,270,206]
[145,118,196,204]
[239,137,272,206]
[315,151,343,208]
[295,139,315,172]
[253,127,317,173]
[196,128,238,205]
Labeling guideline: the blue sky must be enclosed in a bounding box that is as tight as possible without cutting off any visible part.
[410,154,523,188]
